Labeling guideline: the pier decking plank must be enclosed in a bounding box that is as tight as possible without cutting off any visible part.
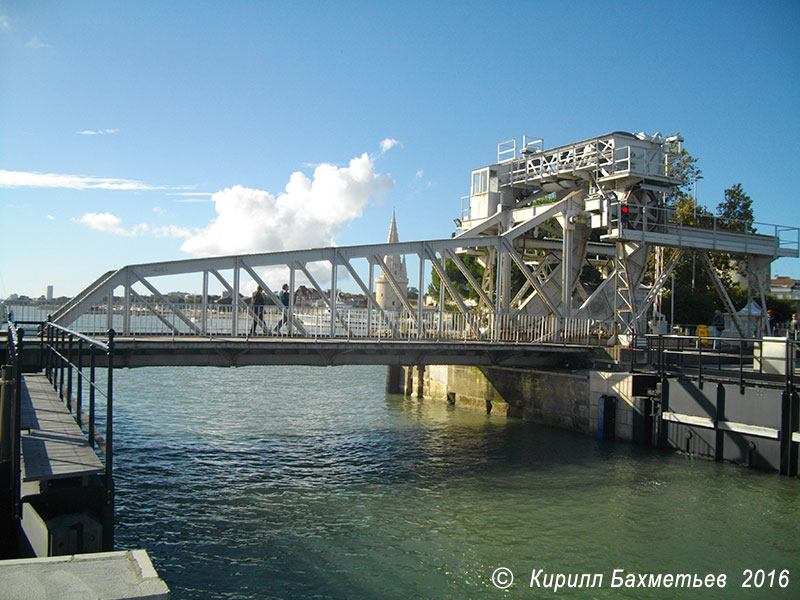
[19,373,104,482]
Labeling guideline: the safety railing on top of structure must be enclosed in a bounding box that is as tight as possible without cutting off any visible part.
[632,333,798,393]
[608,201,800,255]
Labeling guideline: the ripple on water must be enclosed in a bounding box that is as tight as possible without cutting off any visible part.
[111,365,800,600]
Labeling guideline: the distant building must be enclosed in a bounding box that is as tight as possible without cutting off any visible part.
[770,276,800,299]
[770,276,800,307]
[46,285,54,301]
[374,212,408,311]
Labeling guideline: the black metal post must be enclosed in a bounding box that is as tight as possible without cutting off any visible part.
[715,383,725,462]
[76,338,83,428]
[58,330,65,399]
[45,322,53,382]
[38,321,45,372]
[89,347,96,449]
[11,328,24,524]
[698,341,704,389]
[739,340,745,395]
[103,328,115,550]
[66,333,73,413]
[780,340,799,476]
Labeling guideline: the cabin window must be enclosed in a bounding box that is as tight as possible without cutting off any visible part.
[472,169,488,195]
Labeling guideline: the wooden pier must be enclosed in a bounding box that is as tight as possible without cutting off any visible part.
[20,374,104,484]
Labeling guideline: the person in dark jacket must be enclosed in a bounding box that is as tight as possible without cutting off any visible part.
[250,285,267,335]
[274,284,290,334]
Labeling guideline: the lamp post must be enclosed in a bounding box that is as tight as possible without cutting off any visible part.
[691,173,703,290]
[671,273,675,332]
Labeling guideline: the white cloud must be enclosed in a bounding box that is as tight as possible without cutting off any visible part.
[77,128,119,136]
[77,212,126,235]
[180,152,393,257]
[416,170,424,178]
[74,213,191,239]
[46,215,55,221]
[0,15,11,31]
[380,138,400,154]
[168,192,214,202]
[0,169,167,191]
[25,35,51,48]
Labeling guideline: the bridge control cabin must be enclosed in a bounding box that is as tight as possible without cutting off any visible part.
[456,132,799,338]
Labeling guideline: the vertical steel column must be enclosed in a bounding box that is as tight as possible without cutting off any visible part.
[494,240,502,342]
[367,259,374,336]
[202,270,209,335]
[232,259,240,336]
[330,252,338,339]
[438,276,445,340]
[417,250,425,339]
[289,266,296,336]
[107,293,113,333]
[123,270,131,336]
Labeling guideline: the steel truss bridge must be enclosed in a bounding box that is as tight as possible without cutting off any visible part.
[43,131,797,351]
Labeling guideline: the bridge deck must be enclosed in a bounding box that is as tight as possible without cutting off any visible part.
[102,336,597,368]
[19,374,104,482]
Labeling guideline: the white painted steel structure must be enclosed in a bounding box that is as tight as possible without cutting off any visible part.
[50,131,798,344]
[50,236,599,344]
[458,131,799,338]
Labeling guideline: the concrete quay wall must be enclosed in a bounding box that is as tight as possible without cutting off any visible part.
[404,364,643,442]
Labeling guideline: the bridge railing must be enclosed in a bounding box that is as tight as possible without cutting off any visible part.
[23,300,605,345]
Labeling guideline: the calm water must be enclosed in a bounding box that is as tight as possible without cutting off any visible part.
[112,365,800,599]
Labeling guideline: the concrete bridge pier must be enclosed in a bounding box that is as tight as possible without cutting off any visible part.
[385,365,403,394]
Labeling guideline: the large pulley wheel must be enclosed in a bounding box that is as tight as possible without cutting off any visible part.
[622,188,660,231]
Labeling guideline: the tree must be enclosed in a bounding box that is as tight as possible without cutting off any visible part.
[666,134,702,206]
[717,183,755,233]
[428,255,484,305]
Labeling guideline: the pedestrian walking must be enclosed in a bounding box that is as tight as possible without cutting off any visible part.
[250,286,267,335]
[274,284,290,334]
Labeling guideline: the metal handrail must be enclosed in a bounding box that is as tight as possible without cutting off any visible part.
[639,333,798,390]
[41,320,116,549]
[608,201,800,254]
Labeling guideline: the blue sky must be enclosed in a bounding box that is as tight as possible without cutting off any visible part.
[2,0,799,298]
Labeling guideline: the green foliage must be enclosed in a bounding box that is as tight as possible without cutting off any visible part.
[666,135,702,206]
[428,255,485,302]
[717,183,755,233]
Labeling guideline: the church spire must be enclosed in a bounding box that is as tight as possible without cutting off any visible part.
[387,209,399,243]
